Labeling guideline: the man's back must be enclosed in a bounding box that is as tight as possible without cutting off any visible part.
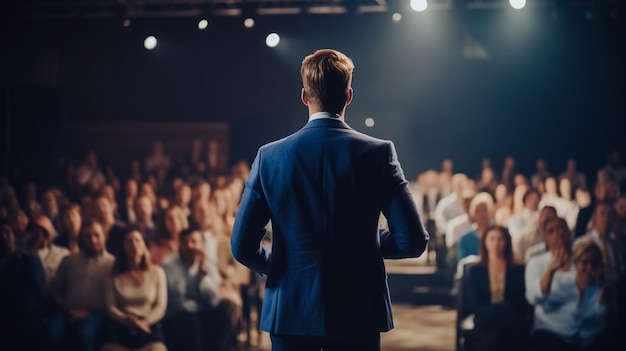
[232,49,427,350]
[232,117,427,336]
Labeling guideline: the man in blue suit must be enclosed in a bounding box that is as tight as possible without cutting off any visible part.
[231,48,429,351]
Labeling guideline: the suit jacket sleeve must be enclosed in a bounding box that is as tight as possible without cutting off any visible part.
[379,141,429,259]
[231,149,272,275]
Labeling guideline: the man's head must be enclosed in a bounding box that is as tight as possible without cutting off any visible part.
[536,158,547,172]
[179,228,204,263]
[192,200,214,231]
[469,192,494,229]
[522,189,541,212]
[567,158,577,173]
[134,195,154,224]
[301,49,354,115]
[80,219,106,255]
[538,206,557,233]
[93,195,114,226]
[592,201,614,237]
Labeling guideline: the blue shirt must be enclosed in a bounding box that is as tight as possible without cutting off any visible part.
[525,251,606,347]
[457,230,480,261]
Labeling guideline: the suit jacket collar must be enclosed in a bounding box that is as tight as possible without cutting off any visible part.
[302,116,351,130]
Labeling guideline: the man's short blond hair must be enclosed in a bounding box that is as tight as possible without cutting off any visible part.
[301,49,354,113]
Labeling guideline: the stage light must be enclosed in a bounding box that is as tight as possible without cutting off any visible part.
[365,118,375,127]
[509,0,526,10]
[266,33,280,48]
[123,19,131,27]
[144,36,157,50]
[410,0,428,12]
[244,18,255,28]
[198,19,209,30]
[392,13,402,22]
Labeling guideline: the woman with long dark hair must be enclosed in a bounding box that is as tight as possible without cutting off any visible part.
[467,225,531,351]
[102,227,167,351]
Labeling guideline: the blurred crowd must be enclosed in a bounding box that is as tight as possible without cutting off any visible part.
[407,152,626,351]
[1,138,625,351]
[0,139,260,351]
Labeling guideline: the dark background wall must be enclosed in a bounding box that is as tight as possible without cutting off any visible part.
[1,6,624,184]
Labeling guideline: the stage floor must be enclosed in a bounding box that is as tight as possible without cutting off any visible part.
[241,303,456,351]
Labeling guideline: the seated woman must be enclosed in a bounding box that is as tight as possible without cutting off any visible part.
[467,225,531,351]
[525,217,608,351]
[102,227,167,351]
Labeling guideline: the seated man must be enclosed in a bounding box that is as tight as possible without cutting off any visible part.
[162,229,240,351]
[48,219,115,351]
[0,220,45,351]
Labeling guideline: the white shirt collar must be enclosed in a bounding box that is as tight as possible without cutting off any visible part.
[308,112,342,121]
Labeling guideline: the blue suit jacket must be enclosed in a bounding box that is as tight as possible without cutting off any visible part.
[231,117,429,336]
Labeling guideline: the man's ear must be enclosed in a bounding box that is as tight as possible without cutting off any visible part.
[346,87,353,106]
[301,88,309,106]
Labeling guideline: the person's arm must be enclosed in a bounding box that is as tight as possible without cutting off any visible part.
[466,266,490,313]
[231,149,272,274]
[104,274,129,324]
[540,248,567,296]
[50,256,68,312]
[145,267,168,325]
[379,141,429,259]
[525,255,549,305]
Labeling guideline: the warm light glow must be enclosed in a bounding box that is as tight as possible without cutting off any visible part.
[265,33,280,48]
[244,18,255,28]
[144,36,157,50]
[410,0,428,12]
[198,19,209,30]
[509,0,526,10]
[365,118,375,127]
[392,13,402,22]
[123,19,131,27]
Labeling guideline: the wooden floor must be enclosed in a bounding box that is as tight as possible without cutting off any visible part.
[240,304,456,351]
[240,253,456,351]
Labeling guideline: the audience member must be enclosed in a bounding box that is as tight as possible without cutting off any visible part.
[151,205,187,265]
[540,177,579,230]
[145,141,171,177]
[94,195,127,259]
[531,158,553,189]
[28,216,70,288]
[501,156,516,192]
[0,220,46,351]
[574,201,623,282]
[514,206,557,262]
[55,203,82,254]
[162,229,239,351]
[102,227,167,351]
[49,220,115,351]
[467,225,530,351]
[558,158,587,199]
[134,195,157,247]
[435,173,468,238]
[77,151,105,190]
[527,236,608,351]
[457,192,494,261]
[508,189,541,240]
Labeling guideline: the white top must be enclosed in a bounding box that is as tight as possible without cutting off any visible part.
[508,209,539,240]
[513,228,543,263]
[445,213,472,249]
[525,251,606,347]
[38,244,70,287]
[105,266,168,326]
[540,195,579,230]
[434,192,465,235]
[53,251,115,310]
